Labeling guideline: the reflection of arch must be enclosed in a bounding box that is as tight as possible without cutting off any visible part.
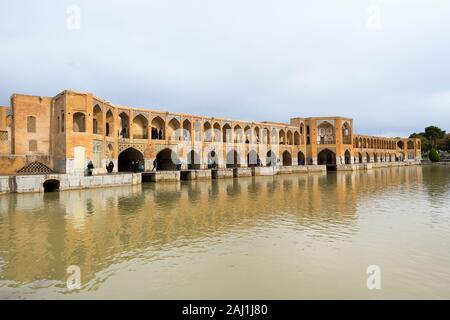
[282,150,292,166]
[318,149,336,165]
[43,179,60,193]
[73,112,86,132]
[247,150,260,167]
[226,149,240,168]
[187,150,200,170]
[266,150,276,167]
[156,148,180,171]
[344,150,351,164]
[118,147,143,172]
[133,114,148,139]
[93,105,103,134]
[106,110,114,137]
[297,151,305,165]
[118,112,130,138]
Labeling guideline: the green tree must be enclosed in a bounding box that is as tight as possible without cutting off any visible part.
[428,149,440,162]
[424,126,446,148]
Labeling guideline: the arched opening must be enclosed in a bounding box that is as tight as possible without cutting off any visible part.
[182,119,191,141]
[271,129,278,145]
[317,121,335,144]
[244,125,251,144]
[151,116,165,140]
[318,149,336,166]
[93,105,103,134]
[297,151,305,165]
[266,150,276,167]
[43,179,60,193]
[73,112,86,132]
[279,130,286,145]
[226,149,240,168]
[344,150,351,164]
[247,150,260,167]
[213,123,221,142]
[287,131,293,145]
[222,123,231,143]
[204,122,212,142]
[187,150,201,170]
[282,150,292,166]
[294,131,300,145]
[342,122,351,144]
[234,125,243,143]
[254,127,260,144]
[374,153,378,163]
[366,152,371,163]
[168,118,181,141]
[118,148,144,172]
[106,110,114,137]
[156,148,180,171]
[397,141,404,149]
[118,112,130,138]
[133,114,148,139]
[262,128,270,144]
[358,152,363,164]
[407,140,414,149]
[208,150,218,168]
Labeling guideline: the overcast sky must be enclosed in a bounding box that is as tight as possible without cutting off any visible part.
[1,0,449,136]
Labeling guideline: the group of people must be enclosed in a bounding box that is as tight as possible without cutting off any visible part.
[151,128,163,140]
[130,159,145,173]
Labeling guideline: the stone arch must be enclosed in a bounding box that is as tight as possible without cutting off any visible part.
[342,122,351,144]
[266,150,276,167]
[407,140,414,149]
[318,149,336,165]
[43,179,60,193]
[397,141,404,149]
[282,150,292,166]
[244,125,251,144]
[73,112,86,132]
[271,129,278,144]
[167,118,181,141]
[226,149,240,168]
[317,121,335,144]
[151,116,165,140]
[247,149,260,167]
[93,104,103,134]
[222,123,232,143]
[106,109,114,137]
[133,114,148,139]
[279,129,286,145]
[254,127,260,144]
[374,153,378,162]
[366,152,371,163]
[344,150,351,164]
[187,150,201,170]
[358,152,363,164]
[287,130,293,145]
[182,119,191,141]
[204,121,212,142]
[297,151,305,165]
[118,147,144,172]
[27,116,37,133]
[234,125,243,143]
[156,148,180,171]
[294,131,300,145]
[118,112,130,138]
[207,150,219,168]
[213,122,221,142]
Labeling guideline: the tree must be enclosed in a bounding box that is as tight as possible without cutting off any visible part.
[424,126,446,148]
[428,149,440,162]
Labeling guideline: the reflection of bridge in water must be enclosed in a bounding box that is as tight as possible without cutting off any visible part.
[0,166,424,291]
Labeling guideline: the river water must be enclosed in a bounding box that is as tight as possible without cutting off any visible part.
[0,165,449,299]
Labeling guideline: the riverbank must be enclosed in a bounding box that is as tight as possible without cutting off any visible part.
[0,161,421,194]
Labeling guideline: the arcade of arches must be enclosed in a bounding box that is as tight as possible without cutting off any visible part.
[0,90,422,175]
